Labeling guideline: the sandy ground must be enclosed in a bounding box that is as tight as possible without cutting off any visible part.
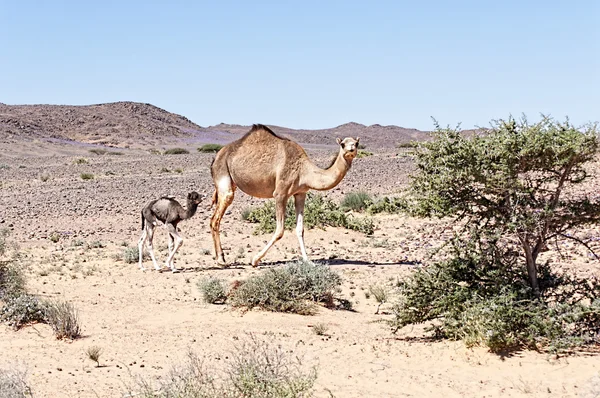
[1,142,599,398]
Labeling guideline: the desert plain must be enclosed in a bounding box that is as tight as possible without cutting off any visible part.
[0,102,599,398]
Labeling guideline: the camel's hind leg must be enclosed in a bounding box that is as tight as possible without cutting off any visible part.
[165,223,183,273]
[294,193,309,261]
[140,223,161,270]
[210,176,236,266]
[138,228,148,271]
[251,194,288,267]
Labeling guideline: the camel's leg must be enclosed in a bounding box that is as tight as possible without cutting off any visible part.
[144,224,161,270]
[210,177,235,266]
[251,194,288,267]
[294,193,309,261]
[138,228,147,271]
[165,223,183,272]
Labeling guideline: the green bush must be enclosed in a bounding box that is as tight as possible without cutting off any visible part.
[0,262,26,302]
[123,246,141,264]
[244,193,375,235]
[340,192,372,212]
[197,277,227,304]
[356,150,373,158]
[197,143,224,153]
[390,236,600,353]
[229,260,343,314]
[80,173,94,180]
[367,196,406,214]
[0,294,48,330]
[164,148,189,155]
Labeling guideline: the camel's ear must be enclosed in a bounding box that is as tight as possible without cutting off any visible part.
[355,137,360,144]
[336,137,342,146]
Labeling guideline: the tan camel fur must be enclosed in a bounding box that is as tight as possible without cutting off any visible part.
[210,124,359,267]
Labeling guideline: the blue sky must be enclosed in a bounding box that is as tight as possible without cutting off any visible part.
[1,1,598,130]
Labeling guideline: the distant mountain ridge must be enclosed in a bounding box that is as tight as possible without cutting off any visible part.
[0,101,430,150]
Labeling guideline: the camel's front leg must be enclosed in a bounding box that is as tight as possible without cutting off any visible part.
[165,224,183,273]
[252,195,288,267]
[294,193,308,261]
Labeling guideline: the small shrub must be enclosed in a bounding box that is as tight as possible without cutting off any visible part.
[45,300,81,340]
[80,173,94,180]
[88,241,105,249]
[127,335,316,398]
[367,196,406,215]
[86,346,102,367]
[225,335,317,397]
[229,260,343,314]
[0,164,9,170]
[356,150,373,158]
[397,141,417,149]
[73,158,88,164]
[0,260,26,301]
[312,323,328,336]
[340,192,372,212]
[123,246,141,264]
[164,148,189,155]
[0,366,33,398]
[197,143,224,153]
[39,173,50,182]
[160,167,171,173]
[0,294,48,330]
[49,232,60,243]
[369,284,388,314]
[174,168,183,174]
[197,277,227,304]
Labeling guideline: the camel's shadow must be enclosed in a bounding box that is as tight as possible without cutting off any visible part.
[173,257,421,273]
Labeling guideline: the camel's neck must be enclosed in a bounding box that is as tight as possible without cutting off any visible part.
[182,201,199,220]
[302,152,352,191]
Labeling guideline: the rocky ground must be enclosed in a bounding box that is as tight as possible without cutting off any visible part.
[0,121,599,397]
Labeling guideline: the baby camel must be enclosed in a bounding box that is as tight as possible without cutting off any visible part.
[138,191,204,272]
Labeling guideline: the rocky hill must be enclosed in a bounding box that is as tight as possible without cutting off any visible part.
[0,101,430,154]
[0,101,203,149]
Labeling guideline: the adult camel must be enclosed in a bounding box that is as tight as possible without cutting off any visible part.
[210,124,359,267]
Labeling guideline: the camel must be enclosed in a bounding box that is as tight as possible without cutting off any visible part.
[210,124,360,267]
[138,191,204,272]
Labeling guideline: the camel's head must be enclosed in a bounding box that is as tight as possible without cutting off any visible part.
[187,191,205,205]
[337,137,360,161]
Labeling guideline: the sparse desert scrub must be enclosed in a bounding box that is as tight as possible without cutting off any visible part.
[366,196,406,214]
[369,284,389,314]
[243,193,375,235]
[197,143,224,153]
[86,346,102,367]
[197,276,227,304]
[228,260,343,314]
[163,147,189,155]
[45,299,81,340]
[80,172,94,180]
[122,246,141,264]
[356,150,373,158]
[127,335,316,398]
[0,293,48,330]
[0,365,33,398]
[340,191,372,212]
[73,157,88,164]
